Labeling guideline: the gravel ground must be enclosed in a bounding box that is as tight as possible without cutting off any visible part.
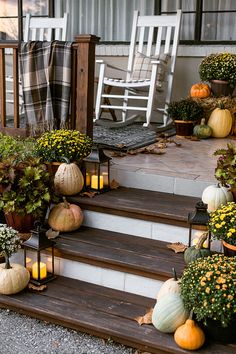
[0,309,136,354]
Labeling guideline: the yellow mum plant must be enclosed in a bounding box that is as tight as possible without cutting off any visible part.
[35,129,92,163]
[181,254,236,327]
[208,201,236,246]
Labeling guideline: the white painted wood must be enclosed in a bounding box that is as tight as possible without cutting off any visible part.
[95,10,182,127]
[24,13,68,42]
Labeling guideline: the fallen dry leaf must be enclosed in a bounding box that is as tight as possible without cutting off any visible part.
[134,308,153,325]
[80,191,98,198]
[110,179,120,189]
[28,283,47,292]
[167,242,188,253]
[115,143,126,148]
[110,151,127,157]
[46,228,60,239]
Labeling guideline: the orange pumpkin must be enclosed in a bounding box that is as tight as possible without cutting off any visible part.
[48,198,84,232]
[190,83,211,98]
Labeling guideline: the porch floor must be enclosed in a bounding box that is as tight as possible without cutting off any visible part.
[108,135,234,185]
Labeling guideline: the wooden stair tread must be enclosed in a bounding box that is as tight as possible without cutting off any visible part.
[69,187,200,227]
[55,226,185,280]
[0,276,235,354]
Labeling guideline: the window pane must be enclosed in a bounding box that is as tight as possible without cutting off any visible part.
[180,12,195,40]
[202,12,236,40]
[55,0,155,41]
[23,0,49,16]
[0,0,17,16]
[161,0,196,12]
[203,0,236,11]
[0,18,18,39]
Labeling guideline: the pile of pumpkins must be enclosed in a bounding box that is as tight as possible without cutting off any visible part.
[190,83,233,139]
[48,158,84,232]
[152,268,205,351]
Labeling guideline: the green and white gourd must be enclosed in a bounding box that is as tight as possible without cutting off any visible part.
[193,118,212,139]
[152,293,189,333]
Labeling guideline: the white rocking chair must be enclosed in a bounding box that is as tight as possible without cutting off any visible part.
[95,10,182,128]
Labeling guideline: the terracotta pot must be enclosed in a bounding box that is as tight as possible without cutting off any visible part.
[174,120,194,137]
[222,240,236,257]
[4,212,36,233]
[210,80,235,97]
[44,162,61,177]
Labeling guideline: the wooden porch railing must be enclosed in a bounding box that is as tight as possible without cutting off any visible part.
[0,34,99,138]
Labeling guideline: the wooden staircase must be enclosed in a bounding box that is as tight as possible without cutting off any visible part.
[1,187,234,353]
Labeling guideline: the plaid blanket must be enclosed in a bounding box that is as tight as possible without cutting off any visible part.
[20,40,72,134]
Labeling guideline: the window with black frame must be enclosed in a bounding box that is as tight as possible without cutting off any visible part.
[0,0,51,40]
[55,0,236,44]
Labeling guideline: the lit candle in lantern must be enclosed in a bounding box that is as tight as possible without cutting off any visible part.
[26,257,32,272]
[86,173,91,186]
[91,175,104,189]
[102,172,109,187]
[32,262,47,280]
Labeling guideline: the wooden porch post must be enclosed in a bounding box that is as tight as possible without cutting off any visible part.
[72,35,100,139]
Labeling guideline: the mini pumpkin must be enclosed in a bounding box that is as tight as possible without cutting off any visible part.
[174,315,205,350]
[184,232,211,265]
[152,293,189,333]
[202,184,233,212]
[0,263,30,295]
[48,198,84,232]
[156,268,180,300]
[190,83,211,98]
[54,157,84,196]
[193,118,212,139]
[208,104,232,138]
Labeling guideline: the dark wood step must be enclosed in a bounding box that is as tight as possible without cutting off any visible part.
[0,276,235,354]
[54,226,185,281]
[68,187,200,228]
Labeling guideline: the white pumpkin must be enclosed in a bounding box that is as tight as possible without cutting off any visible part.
[202,184,233,212]
[152,293,189,333]
[54,161,84,196]
[0,263,30,295]
[156,269,180,300]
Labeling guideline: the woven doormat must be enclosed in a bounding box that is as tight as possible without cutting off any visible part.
[93,123,175,151]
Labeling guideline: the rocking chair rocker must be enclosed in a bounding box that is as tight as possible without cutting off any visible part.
[95,10,182,128]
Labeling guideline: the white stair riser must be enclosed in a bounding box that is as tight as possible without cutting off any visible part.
[11,251,162,299]
[83,210,189,244]
[56,257,162,299]
[111,167,211,198]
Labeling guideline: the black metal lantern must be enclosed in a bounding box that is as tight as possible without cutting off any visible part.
[22,222,56,285]
[83,145,111,193]
[187,201,211,249]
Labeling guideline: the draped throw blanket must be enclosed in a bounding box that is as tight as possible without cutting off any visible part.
[20,40,72,135]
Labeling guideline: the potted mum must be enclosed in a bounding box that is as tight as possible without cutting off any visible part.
[208,201,236,256]
[167,98,204,136]
[199,53,236,96]
[0,224,30,294]
[181,254,236,342]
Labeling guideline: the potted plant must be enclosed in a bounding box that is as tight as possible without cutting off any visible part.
[0,156,54,233]
[0,223,30,294]
[167,98,204,136]
[181,254,236,342]
[208,201,236,256]
[199,53,236,97]
[0,133,35,161]
[214,143,236,194]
